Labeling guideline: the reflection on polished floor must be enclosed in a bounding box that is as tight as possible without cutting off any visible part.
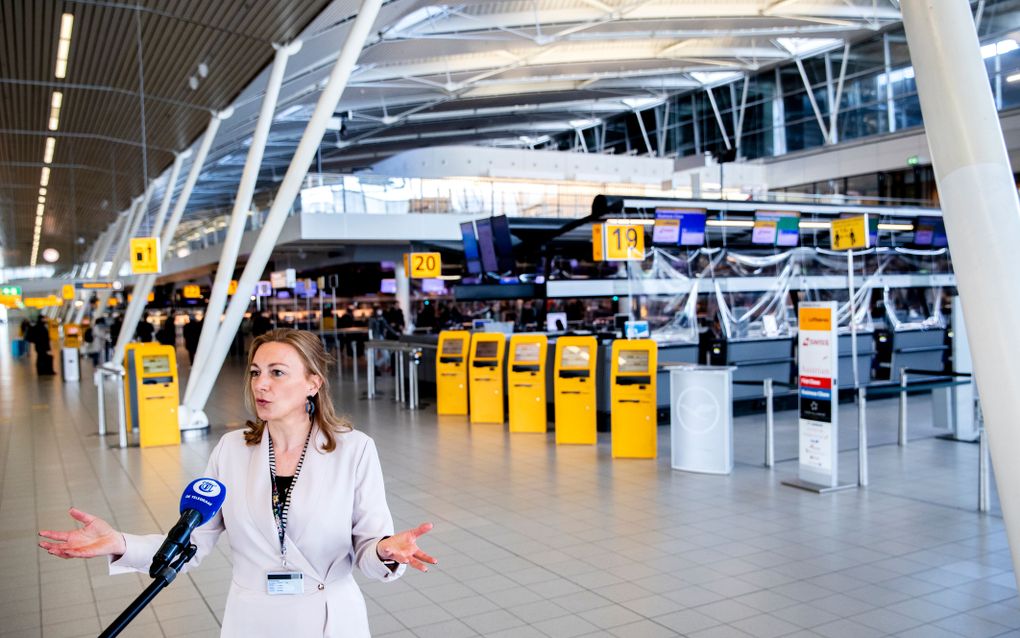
[1,327,1018,638]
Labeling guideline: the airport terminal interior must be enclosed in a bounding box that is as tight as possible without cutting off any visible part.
[4,0,1020,636]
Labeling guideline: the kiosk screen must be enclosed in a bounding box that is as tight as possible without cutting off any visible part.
[514,343,540,363]
[142,355,171,375]
[475,341,499,358]
[441,339,464,356]
[617,350,649,373]
[560,345,590,368]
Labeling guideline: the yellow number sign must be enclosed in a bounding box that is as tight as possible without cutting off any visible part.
[130,237,161,274]
[830,215,869,250]
[604,223,645,261]
[404,252,442,278]
[62,284,75,300]
[183,284,202,299]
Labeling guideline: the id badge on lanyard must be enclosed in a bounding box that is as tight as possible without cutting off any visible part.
[267,431,311,595]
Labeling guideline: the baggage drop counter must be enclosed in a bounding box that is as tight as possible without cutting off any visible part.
[468,333,506,424]
[508,335,548,433]
[554,336,598,445]
[610,340,658,458]
[436,331,470,415]
[123,343,181,448]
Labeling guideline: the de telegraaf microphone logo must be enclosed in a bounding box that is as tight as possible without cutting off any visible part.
[194,480,221,498]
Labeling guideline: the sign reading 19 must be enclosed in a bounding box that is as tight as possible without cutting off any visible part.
[603,223,645,260]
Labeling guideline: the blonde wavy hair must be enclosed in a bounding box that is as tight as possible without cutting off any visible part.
[243,328,353,451]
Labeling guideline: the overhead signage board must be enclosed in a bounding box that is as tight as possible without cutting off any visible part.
[653,209,706,246]
[130,237,161,274]
[255,281,273,297]
[784,301,847,493]
[830,214,870,250]
[603,223,645,261]
[755,211,800,247]
[182,284,202,299]
[404,252,442,278]
[81,282,113,290]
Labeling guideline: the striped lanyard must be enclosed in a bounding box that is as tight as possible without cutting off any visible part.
[268,429,311,567]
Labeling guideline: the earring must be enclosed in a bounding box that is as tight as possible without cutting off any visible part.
[306,395,316,417]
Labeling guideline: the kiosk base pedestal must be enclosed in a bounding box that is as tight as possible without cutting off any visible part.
[782,478,856,494]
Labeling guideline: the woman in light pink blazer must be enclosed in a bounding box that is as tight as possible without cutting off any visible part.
[40,329,436,637]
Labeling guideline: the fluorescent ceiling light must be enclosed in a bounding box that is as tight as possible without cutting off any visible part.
[36,203,45,216]
[776,37,842,57]
[878,222,914,231]
[799,221,830,229]
[49,91,63,130]
[43,137,55,163]
[690,71,742,86]
[38,196,45,204]
[621,97,663,111]
[40,166,51,186]
[604,218,655,226]
[981,38,1018,59]
[707,219,755,228]
[55,13,74,78]
[39,187,47,196]
[1009,72,1020,83]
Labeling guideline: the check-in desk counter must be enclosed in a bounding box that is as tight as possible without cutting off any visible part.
[723,337,795,400]
[837,331,875,388]
[888,328,947,383]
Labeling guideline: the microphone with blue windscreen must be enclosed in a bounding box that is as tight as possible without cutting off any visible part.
[148,478,226,578]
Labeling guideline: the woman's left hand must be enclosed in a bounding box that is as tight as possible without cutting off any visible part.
[377,523,437,572]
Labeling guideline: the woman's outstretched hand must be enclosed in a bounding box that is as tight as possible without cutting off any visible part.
[38,508,126,559]
[376,522,437,572]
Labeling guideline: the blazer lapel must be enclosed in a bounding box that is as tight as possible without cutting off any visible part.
[246,433,282,555]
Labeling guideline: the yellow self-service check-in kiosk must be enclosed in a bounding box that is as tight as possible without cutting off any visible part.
[124,343,181,448]
[61,324,82,382]
[436,331,470,415]
[469,333,506,424]
[554,336,598,444]
[611,339,658,458]
[508,334,548,433]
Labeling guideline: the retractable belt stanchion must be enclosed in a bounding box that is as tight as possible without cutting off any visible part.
[366,345,375,398]
[899,369,909,447]
[96,374,107,437]
[396,350,405,404]
[764,378,775,469]
[858,387,869,487]
[352,340,359,385]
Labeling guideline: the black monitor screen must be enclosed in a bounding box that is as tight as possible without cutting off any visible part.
[491,215,515,273]
[475,219,499,273]
[475,340,498,358]
[460,222,482,275]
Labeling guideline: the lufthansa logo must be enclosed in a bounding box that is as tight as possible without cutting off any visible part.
[194,480,221,497]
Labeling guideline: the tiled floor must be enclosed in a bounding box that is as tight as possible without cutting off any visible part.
[1,323,1017,637]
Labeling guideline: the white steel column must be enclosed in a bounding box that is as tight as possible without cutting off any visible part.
[184,0,385,425]
[94,197,146,315]
[150,152,186,239]
[395,257,411,333]
[184,42,299,403]
[901,0,1020,585]
[110,112,227,367]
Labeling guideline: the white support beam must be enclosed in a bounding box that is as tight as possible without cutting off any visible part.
[110,111,227,368]
[829,42,851,144]
[184,0,386,423]
[794,57,831,141]
[901,0,1020,589]
[704,86,732,150]
[150,152,186,240]
[184,41,299,405]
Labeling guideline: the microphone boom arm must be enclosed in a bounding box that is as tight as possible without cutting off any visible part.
[98,543,198,638]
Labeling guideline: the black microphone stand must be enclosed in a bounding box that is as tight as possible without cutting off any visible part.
[98,544,198,638]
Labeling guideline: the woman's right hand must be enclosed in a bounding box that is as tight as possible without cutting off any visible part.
[38,508,126,559]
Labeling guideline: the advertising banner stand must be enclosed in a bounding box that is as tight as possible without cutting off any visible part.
[783,301,854,493]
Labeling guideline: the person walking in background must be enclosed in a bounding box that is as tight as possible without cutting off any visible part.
[136,313,155,343]
[85,318,108,366]
[183,316,202,364]
[29,317,55,376]
[156,315,176,347]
